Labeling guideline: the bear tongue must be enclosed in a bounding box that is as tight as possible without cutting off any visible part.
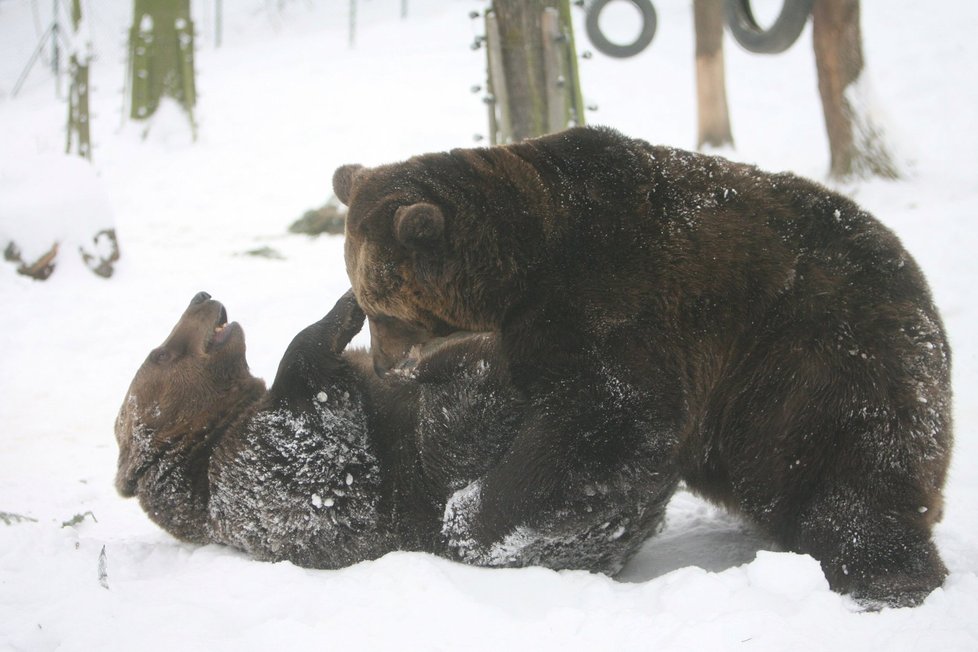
[212,322,234,346]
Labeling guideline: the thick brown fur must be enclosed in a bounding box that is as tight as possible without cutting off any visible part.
[116,291,662,574]
[335,126,953,607]
[116,291,390,567]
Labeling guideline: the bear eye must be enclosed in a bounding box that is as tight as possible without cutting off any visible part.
[150,348,172,365]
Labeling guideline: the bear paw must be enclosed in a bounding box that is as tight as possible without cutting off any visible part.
[442,481,490,563]
[443,481,544,567]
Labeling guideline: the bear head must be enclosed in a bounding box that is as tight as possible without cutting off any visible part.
[333,149,549,375]
[115,291,265,497]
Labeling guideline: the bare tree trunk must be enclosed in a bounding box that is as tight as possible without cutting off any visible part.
[489,0,584,143]
[694,0,733,150]
[66,0,92,160]
[493,0,549,142]
[812,0,899,180]
[129,0,197,138]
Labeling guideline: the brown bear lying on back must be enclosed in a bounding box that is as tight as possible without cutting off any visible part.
[115,291,660,572]
[334,125,952,607]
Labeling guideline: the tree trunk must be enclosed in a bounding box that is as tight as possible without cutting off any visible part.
[488,0,584,143]
[66,0,92,160]
[693,0,733,150]
[129,0,197,137]
[812,0,898,180]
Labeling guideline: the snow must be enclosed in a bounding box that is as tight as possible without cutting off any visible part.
[1,0,977,650]
[0,153,113,266]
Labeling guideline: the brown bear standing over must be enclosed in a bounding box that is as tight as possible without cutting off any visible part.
[334,125,952,607]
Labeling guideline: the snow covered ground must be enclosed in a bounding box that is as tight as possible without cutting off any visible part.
[1,1,976,649]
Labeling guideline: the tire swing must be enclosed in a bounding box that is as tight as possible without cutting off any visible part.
[725,0,814,54]
[585,0,657,59]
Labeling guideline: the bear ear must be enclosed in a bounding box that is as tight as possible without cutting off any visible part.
[333,164,364,205]
[393,203,444,251]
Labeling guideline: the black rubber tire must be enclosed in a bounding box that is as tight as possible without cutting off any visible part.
[725,0,814,54]
[585,0,657,59]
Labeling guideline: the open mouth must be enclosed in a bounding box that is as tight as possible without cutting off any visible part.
[206,304,237,351]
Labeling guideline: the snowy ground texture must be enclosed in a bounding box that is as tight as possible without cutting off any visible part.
[2,1,977,650]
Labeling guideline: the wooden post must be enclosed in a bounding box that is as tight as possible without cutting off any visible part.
[486,0,585,143]
[542,8,567,135]
[557,0,586,127]
[693,0,733,149]
[491,0,549,141]
[812,0,898,179]
[485,11,512,144]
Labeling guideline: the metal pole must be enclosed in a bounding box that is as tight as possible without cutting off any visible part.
[52,0,61,96]
[216,0,223,48]
[11,24,55,98]
[349,0,356,48]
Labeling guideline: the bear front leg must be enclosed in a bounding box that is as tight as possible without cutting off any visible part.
[268,289,365,407]
[792,486,948,608]
[442,362,681,573]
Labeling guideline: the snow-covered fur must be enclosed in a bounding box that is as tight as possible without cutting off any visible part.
[335,126,952,607]
[115,291,391,567]
[115,291,658,573]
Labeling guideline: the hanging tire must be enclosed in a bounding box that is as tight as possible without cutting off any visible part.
[585,0,657,59]
[725,0,814,54]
